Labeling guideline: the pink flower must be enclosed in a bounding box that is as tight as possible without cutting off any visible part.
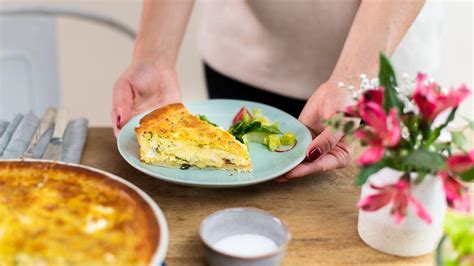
[361,88,384,106]
[413,73,470,122]
[345,88,384,117]
[446,150,474,174]
[358,178,432,224]
[354,105,401,166]
[440,172,471,212]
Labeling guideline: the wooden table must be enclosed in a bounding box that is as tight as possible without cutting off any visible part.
[82,128,434,265]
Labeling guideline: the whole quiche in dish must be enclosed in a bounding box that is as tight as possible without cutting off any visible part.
[0,160,167,266]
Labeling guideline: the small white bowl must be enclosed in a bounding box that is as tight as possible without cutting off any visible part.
[199,208,291,266]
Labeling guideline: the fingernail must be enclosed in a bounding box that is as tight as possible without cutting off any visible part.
[307,147,321,162]
[116,115,122,129]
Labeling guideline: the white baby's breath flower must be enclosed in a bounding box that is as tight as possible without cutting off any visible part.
[403,100,418,114]
[359,73,367,80]
[352,90,360,100]
[337,82,345,88]
[401,126,410,139]
[370,78,379,87]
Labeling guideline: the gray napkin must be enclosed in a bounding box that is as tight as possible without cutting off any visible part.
[0,120,9,138]
[0,114,23,156]
[1,112,39,159]
[62,118,88,164]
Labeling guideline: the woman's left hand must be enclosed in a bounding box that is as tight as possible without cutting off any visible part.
[277,82,355,182]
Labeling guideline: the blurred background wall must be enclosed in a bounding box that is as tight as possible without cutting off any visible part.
[0,0,472,127]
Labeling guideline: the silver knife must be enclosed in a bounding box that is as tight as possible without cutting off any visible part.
[22,107,57,159]
[43,109,68,161]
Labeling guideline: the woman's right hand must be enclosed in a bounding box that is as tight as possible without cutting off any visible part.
[111,61,181,136]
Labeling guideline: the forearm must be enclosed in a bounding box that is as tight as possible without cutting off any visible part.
[330,0,425,84]
[133,0,195,66]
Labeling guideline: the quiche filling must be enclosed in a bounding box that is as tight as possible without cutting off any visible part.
[138,133,249,169]
[0,162,159,266]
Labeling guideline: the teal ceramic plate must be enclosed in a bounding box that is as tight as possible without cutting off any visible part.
[117,99,312,188]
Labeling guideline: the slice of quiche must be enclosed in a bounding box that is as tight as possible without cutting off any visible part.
[135,103,252,172]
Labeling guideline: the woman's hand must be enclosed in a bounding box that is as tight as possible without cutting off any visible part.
[112,61,181,136]
[277,82,355,182]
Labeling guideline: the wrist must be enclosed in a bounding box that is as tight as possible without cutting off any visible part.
[132,40,178,69]
[131,51,176,74]
[317,81,355,108]
[327,73,360,89]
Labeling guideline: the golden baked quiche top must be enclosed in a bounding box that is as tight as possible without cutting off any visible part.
[135,103,252,171]
[0,161,159,266]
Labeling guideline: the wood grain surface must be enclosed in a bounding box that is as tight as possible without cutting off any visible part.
[81,128,434,266]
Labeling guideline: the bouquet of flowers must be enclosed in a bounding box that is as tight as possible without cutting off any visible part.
[329,54,473,224]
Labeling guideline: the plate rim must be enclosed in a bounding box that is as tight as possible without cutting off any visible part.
[117,99,311,188]
[0,158,169,264]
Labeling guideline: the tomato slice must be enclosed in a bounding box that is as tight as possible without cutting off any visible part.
[232,107,252,124]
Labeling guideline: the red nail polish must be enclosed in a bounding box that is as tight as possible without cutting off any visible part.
[307,147,321,162]
[116,115,121,129]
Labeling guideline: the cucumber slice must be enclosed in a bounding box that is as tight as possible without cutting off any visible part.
[280,133,296,146]
[266,134,282,151]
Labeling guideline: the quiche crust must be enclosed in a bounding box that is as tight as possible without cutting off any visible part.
[135,103,252,172]
[0,161,160,266]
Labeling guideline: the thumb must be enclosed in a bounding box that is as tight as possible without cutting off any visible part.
[112,80,134,137]
[306,127,344,162]
[112,104,134,137]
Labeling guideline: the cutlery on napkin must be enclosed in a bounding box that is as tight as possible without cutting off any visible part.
[0,109,88,164]
[22,108,57,159]
[43,109,68,161]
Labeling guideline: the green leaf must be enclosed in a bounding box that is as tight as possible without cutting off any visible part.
[402,114,419,145]
[451,131,468,151]
[197,114,218,127]
[258,124,281,134]
[426,107,458,146]
[343,121,355,134]
[462,116,474,131]
[460,167,474,182]
[229,119,280,143]
[432,142,451,151]
[378,53,404,113]
[355,159,387,186]
[401,149,446,172]
[414,171,428,185]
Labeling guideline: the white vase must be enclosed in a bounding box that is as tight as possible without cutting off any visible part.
[357,168,447,257]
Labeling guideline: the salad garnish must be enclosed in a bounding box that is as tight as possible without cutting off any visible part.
[229,107,297,152]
